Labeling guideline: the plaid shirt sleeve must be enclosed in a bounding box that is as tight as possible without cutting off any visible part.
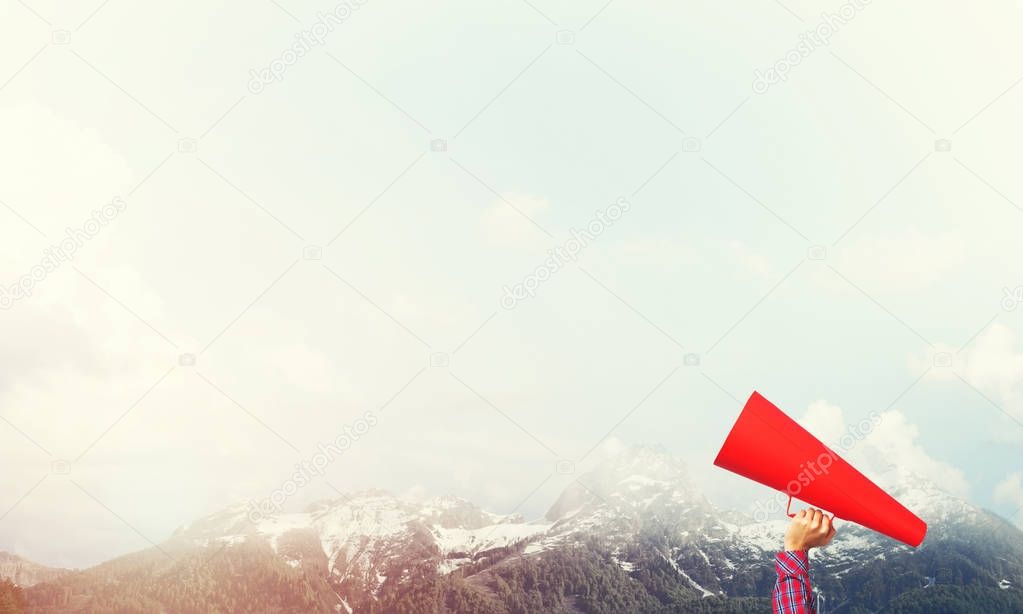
[772,551,816,614]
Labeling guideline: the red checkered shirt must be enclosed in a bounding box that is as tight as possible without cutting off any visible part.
[772,551,816,614]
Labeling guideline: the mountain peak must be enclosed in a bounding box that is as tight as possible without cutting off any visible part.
[878,471,981,528]
[594,443,691,480]
[544,443,700,522]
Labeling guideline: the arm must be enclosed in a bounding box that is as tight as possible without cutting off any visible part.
[773,550,815,614]
[771,508,835,614]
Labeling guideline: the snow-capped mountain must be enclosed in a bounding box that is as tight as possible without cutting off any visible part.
[173,489,553,592]
[22,445,1023,613]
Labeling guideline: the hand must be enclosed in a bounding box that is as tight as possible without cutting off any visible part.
[783,508,836,552]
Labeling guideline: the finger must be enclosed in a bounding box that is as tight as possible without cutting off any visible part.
[810,509,823,528]
[820,514,832,534]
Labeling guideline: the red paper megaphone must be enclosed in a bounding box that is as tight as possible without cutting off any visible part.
[714,391,927,547]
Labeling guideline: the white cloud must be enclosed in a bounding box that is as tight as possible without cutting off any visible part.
[798,401,969,497]
[0,105,133,238]
[799,399,847,445]
[833,228,966,291]
[598,435,627,459]
[994,472,1023,511]
[862,411,969,496]
[955,324,1023,416]
[916,323,1023,426]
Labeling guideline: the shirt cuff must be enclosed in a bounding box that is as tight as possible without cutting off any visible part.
[775,550,811,578]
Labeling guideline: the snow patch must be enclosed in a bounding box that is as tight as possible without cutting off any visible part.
[661,552,714,598]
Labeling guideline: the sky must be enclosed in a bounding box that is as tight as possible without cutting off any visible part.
[1,0,1022,569]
